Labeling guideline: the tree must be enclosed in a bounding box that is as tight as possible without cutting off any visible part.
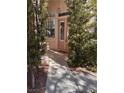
[27,0,48,88]
[65,0,97,69]
[27,0,48,66]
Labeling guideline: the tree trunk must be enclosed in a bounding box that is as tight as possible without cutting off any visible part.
[31,69,35,88]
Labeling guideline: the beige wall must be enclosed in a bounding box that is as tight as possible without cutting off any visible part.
[48,0,68,13]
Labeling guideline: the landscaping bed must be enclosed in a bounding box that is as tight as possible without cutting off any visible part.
[27,64,49,93]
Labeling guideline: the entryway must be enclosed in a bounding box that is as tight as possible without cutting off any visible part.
[58,18,68,52]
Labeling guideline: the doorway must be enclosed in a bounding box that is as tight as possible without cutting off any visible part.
[58,18,67,52]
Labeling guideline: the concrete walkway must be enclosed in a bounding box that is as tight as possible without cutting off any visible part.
[45,50,97,93]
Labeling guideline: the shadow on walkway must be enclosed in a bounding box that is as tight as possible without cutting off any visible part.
[47,50,68,67]
[45,49,97,93]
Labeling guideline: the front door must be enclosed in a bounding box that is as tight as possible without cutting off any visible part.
[58,18,67,52]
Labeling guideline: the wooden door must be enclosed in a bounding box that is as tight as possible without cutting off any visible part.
[58,18,67,52]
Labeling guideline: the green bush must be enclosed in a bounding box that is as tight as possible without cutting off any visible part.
[65,0,97,71]
[83,39,97,67]
[68,46,97,69]
[68,32,97,69]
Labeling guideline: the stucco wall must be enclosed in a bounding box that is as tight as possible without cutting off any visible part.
[48,0,68,13]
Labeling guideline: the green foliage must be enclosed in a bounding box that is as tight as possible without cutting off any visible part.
[65,0,97,69]
[83,39,97,66]
[90,90,97,93]
[27,0,48,66]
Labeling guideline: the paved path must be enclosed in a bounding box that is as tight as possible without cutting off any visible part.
[45,50,97,93]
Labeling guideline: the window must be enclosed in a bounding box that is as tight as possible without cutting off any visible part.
[60,22,64,40]
[47,18,55,37]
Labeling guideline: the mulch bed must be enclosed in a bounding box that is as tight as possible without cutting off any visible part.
[27,64,49,93]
